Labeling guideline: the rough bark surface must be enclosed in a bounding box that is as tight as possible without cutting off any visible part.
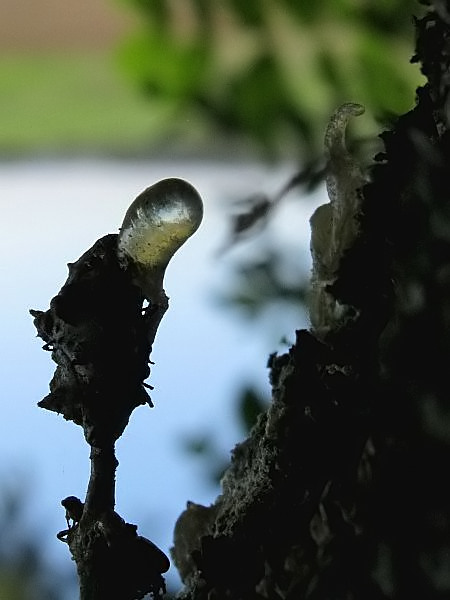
[171,3,450,599]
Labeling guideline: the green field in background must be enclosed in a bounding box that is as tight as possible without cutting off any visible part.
[0,52,180,156]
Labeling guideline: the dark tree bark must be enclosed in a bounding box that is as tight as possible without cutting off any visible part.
[31,235,170,600]
[171,2,450,599]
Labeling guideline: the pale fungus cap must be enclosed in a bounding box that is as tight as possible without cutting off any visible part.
[118,178,204,299]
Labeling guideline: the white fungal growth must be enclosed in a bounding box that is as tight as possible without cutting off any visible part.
[309,103,366,337]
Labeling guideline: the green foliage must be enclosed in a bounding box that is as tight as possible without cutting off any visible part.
[116,0,424,156]
[228,0,265,26]
[119,32,209,99]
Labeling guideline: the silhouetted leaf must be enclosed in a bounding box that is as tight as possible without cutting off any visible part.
[182,435,215,455]
[238,387,267,433]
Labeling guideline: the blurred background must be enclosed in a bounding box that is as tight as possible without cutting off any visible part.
[0,1,423,598]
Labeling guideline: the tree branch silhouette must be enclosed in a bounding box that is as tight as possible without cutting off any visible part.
[31,179,203,600]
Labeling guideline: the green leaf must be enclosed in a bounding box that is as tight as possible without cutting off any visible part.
[118,30,209,100]
[228,0,265,26]
[280,0,327,23]
[357,32,419,114]
[222,55,288,145]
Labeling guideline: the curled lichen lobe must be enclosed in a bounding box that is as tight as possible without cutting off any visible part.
[309,103,366,337]
[324,102,365,160]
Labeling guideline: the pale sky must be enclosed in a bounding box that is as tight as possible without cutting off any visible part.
[0,157,322,593]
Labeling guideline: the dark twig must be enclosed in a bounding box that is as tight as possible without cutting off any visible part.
[31,233,169,599]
